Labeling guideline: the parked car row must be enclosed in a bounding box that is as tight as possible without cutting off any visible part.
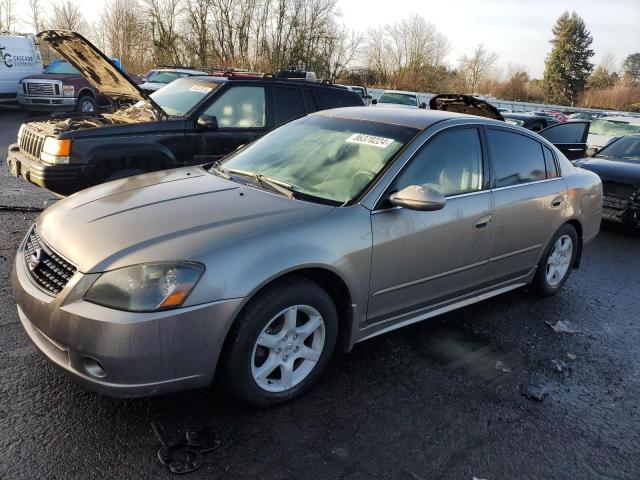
[9,33,604,407]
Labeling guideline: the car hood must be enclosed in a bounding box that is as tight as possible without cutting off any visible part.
[37,30,164,116]
[576,157,640,188]
[37,166,334,273]
[21,73,80,81]
[429,94,504,121]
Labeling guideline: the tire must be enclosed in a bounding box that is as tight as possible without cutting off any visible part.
[76,95,97,113]
[221,277,338,407]
[104,168,145,182]
[533,224,578,296]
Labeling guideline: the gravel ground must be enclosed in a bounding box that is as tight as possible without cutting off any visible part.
[0,108,639,479]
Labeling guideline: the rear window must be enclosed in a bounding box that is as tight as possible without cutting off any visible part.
[487,129,548,188]
[315,89,362,109]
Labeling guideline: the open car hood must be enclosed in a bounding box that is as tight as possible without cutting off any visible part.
[37,30,165,116]
[429,94,504,121]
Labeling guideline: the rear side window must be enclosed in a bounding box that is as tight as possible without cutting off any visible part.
[315,89,361,109]
[274,87,305,125]
[543,146,559,178]
[487,129,547,188]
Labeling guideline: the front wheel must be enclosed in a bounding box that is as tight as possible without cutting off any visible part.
[221,277,338,407]
[76,95,97,113]
[533,224,578,296]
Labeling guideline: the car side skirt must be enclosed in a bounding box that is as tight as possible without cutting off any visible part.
[352,270,534,346]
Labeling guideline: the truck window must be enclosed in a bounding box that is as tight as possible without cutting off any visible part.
[274,87,305,125]
[302,89,317,113]
[204,86,266,128]
[316,89,361,109]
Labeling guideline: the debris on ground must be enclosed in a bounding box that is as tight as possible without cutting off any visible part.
[567,352,577,360]
[520,382,550,401]
[151,420,220,474]
[494,359,512,373]
[552,359,569,373]
[546,320,580,334]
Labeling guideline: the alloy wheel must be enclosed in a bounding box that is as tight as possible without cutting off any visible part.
[546,234,573,286]
[251,305,325,393]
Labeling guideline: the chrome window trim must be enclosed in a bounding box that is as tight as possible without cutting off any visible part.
[491,177,564,192]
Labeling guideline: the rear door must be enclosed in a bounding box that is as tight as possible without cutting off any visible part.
[538,121,590,160]
[486,127,567,283]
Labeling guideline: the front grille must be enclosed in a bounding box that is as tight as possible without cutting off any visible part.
[602,182,635,202]
[602,195,628,211]
[23,227,77,296]
[18,128,46,160]
[26,82,56,96]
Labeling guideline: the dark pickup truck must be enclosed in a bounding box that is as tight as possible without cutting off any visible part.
[7,31,363,196]
[18,58,139,113]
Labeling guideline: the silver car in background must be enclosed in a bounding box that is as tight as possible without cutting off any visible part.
[13,107,602,406]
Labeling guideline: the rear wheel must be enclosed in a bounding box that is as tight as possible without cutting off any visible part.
[533,224,578,296]
[221,277,338,407]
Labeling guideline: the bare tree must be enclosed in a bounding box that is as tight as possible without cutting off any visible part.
[100,0,151,71]
[28,0,46,32]
[457,44,498,93]
[48,0,88,33]
[144,0,184,65]
[0,0,17,32]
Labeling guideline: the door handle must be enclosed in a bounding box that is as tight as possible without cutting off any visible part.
[474,215,493,229]
[551,196,563,207]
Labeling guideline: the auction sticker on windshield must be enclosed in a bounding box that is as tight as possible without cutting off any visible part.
[189,84,213,93]
[346,133,394,148]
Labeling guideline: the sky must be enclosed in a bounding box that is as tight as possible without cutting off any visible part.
[14,0,640,78]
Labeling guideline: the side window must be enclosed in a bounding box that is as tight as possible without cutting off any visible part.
[487,129,547,188]
[273,87,305,125]
[543,145,559,178]
[302,89,317,113]
[392,128,484,197]
[204,86,265,128]
[316,89,361,109]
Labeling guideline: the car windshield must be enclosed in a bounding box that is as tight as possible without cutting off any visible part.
[596,136,640,161]
[220,115,417,204]
[44,61,79,75]
[590,119,640,137]
[150,78,221,116]
[147,71,189,84]
[378,92,418,106]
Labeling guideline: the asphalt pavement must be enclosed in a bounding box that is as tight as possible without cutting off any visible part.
[0,107,639,479]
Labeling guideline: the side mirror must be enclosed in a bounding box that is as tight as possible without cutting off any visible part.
[371,98,378,105]
[419,102,427,109]
[389,185,446,211]
[197,114,218,130]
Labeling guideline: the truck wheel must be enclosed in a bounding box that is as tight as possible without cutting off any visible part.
[77,95,97,113]
[104,168,145,182]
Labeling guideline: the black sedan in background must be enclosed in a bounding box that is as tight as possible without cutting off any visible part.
[576,134,640,227]
[503,112,558,132]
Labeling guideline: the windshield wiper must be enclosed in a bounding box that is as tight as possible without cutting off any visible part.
[227,168,297,199]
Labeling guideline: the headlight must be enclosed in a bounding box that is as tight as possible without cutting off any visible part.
[41,137,71,164]
[84,262,204,312]
[62,84,74,97]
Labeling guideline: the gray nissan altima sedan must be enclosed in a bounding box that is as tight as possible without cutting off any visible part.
[13,107,602,406]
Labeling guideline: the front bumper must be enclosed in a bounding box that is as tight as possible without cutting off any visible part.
[12,238,243,397]
[7,143,88,196]
[602,195,640,227]
[18,95,77,112]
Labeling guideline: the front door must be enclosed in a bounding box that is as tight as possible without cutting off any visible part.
[367,127,493,324]
[185,85,269,164]
[538,121,590,160]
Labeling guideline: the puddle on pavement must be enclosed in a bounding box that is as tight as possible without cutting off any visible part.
[417,325,524,384]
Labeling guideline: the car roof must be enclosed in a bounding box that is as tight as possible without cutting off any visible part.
[153,68,208,75]
[314,106,490,130]
[598,115,640,124]
[381,90,417,96]
[174,75,353,91]
[503,112,536,119]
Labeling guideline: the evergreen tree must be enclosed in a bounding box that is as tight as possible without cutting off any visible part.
[622,53,640,86]
[543,11,594,104]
